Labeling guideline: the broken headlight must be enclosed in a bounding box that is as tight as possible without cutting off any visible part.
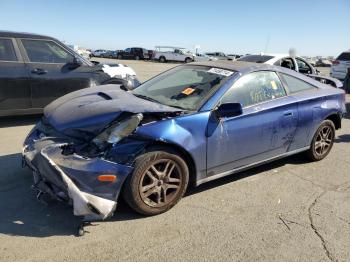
[93,113,143,147]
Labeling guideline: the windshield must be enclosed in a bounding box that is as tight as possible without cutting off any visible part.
[132,65,234,111]
[238,55,274,63]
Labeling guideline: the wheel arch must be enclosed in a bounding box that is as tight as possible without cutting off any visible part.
[145,140,197,186]
[325,113,341,130]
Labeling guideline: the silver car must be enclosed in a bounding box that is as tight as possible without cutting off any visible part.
[331,51,350,80]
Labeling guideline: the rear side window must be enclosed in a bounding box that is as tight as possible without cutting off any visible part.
[280,73,316,93]
[238,55,274,63]
[21,39,74,63]
[221,71,286,107]
[0,38,17,61]
[337,52,350,61]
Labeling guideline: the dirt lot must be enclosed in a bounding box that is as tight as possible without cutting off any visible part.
[0,60,349,262]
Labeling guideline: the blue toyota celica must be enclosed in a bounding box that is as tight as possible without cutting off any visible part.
[23,61,346,230]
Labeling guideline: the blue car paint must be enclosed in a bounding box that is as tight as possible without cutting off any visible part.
[135,111,211,179]
[130,64,345,184]
[23,128,133,202]
[43,84,181,139]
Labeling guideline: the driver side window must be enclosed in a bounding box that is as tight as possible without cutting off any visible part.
[221,71,286,107]
[22,39,74,63]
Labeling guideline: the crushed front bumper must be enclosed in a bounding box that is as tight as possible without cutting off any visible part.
[22,127,134,219]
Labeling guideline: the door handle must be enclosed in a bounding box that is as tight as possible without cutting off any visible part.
[31,68,48,75]
[284,111,293,116]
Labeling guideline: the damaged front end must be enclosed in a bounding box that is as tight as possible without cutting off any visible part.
[22,113,162,220]
[22,85,184,222]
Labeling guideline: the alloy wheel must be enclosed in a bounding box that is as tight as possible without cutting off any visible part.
[139,159,182,207]
[314,125,333,156]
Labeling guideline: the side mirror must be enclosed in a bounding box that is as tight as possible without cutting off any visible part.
[68,56,83,69]
[125,77,141,90]
[216,103,243,118]
[73,56,83,66]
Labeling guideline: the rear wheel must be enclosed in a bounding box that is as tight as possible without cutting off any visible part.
[117,54,123,59]
[123,150,189,215]
[135,55,140,60]
[306,120,335,161]
[159,56,166,63]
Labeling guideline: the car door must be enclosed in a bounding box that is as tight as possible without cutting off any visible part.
[206,71,299,176]
[123,48,132,59]
[19,38,91,108]
[173,49,184,61]
[0,37,31,114]
[295,57,314,75]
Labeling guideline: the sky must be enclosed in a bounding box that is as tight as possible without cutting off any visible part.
[1,0,349,57]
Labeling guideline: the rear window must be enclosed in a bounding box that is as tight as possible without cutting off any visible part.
[0,38,17,61]
[280,73,316,93]
[238,55,274,63]
[337,52,350,61]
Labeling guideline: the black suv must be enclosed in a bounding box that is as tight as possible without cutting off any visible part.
[117,47,149,60]
[0,31,137,116]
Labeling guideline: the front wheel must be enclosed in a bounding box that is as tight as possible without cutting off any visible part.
[306,120,335,161]
[185,57,192,63]
[123,150,189,215]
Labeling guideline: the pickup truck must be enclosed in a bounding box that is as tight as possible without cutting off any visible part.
[153,46,194,63]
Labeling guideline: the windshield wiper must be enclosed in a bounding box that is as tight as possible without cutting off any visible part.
[133,93,161,104]
[133,93,187,110]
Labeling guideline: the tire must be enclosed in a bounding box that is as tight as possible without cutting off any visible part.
[185,57,192,63]
[159,56,166,63]
[135,55,140,60]
[123,149,189,216]
[117,54,123,59]
[306,120,335,161]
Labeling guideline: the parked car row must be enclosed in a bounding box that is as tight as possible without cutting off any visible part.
[91,47,151,60]
[90,46,243,63]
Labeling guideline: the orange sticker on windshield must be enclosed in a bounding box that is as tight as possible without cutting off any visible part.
[182,87,195,95]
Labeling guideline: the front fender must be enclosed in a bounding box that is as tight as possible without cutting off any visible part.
[134,112,211,181]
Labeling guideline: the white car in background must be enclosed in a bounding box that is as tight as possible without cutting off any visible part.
[193,53,218,62]
[153,46,194,63]
[91,49,108,57]
[205,52,231,60]
[238,53,318,75]
[330,51,350,80]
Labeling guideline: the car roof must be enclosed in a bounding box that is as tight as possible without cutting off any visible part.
[0,30,56,40]
[190,60,273,72]
[190,61,327,86]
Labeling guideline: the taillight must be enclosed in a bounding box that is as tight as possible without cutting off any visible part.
[332,60,340,65]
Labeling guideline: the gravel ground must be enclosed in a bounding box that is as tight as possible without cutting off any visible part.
[0,60,349,262]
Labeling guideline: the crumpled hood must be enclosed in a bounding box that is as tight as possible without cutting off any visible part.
[44,84,181,139]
